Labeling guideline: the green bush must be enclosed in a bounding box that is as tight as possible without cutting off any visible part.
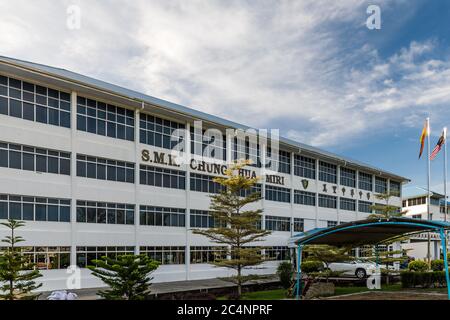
[408,260,429,272]
[301,260,324,274]
[276,262,294,289]
[431,260,444,271]
[400,271,446,288]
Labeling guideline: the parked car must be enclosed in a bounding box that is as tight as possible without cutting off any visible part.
[327,260,378,279]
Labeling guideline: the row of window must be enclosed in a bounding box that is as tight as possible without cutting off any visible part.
[76,201,135,225]
[76,155,135,183]
[0,194,70,222]
[0,141,70,175]
[0,246,71,270]
[0,75,71,128]
[0,245,292,269]
[140,206,186,227]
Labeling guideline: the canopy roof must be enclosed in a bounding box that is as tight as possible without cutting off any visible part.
[290,218,450,247]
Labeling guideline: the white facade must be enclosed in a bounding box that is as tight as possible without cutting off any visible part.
[402,193,446,260]
[0,57,407,291]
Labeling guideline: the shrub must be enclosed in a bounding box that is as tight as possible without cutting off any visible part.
[401,271,446,288]
[408,260,429,272]
[301,261,324,274]
[431,259,444,271]
[277,262,294,289]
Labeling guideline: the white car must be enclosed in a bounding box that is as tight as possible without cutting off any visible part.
[327,260,378,279]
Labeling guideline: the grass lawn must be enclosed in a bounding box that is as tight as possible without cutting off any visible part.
[218,283,406,300]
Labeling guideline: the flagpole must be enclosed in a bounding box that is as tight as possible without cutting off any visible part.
[444,127,448,261]
[427,117,431,265]
[445,127,448,224]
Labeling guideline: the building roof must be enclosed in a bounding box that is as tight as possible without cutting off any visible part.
[0,55,409,182]
[289,217,450,246]
[402,186,444,200]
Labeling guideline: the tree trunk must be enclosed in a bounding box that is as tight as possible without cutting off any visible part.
[237,266,242,298]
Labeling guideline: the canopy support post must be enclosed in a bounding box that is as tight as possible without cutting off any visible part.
[375,245,379,269]
[440,228,450,300]
[296,244,303,300]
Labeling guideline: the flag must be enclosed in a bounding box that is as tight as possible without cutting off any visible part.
[419,120,428,159]
[430,130,445,161]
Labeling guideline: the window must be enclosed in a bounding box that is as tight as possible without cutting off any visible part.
[266,148,291,174]
[327,221,338,228]
[294,190,316,206]
[239,184,262,198]
[191,126,226,161]
[319,194,337,209]
[0,194,70,222]
[232,137,261,167]
[375,177,387,193]
[0,75,71,128]
[319,161,337,183]
[340,168,356,188]
[340,197,356,211]
[77,201,134,225]
[190,173,223,193]
[265,185,291,203]
[190,209,225,228]
[0,142,70,175]
[140,206,185,227]
[77,155,134,183]
[358,200,373,213]
[190,246,227,264]
[293,218,304,232]
[265,215,290,232]
[140,246,185,264]
[358,172,373,191]
[77,96,134,141]
[140,165,186,189]
[76,246,135,268]
[294,155,316,179]
[411,214,422,219]
[390,181,401,196]
[0,246,71,270]
[264,246,290,261]
[140,113,184,149]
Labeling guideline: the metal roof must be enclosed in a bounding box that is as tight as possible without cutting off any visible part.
[0,55,409,182]
[289,217,450,246]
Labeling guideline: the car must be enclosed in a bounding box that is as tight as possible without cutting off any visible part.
[327,260,378,279]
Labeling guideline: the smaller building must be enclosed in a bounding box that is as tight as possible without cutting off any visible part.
[401,189,448,260]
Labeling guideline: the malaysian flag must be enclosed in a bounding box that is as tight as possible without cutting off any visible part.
[430,130,445,160]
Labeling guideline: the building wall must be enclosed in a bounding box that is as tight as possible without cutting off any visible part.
[0,71,404,291]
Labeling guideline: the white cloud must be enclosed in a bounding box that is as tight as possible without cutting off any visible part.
[1,0,450,149]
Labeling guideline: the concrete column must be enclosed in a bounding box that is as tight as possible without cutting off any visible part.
[185,122,191,280]
[336,165,341,224]
[315,158,319,228]
[290,152,295,236]
[134,108,141,255]
[70,91,77,267]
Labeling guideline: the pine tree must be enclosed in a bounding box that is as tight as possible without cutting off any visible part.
[369,192,406,219]
[303,245,352,280]
[193,160,271,299]
[0,219,42,300]
[88,254,160,300]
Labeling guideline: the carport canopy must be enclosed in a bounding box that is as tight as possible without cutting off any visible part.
[289,217,450,299]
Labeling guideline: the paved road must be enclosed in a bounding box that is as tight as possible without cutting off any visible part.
[39,275,279,300]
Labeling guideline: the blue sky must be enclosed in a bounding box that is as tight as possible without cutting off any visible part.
[1,0,450,195]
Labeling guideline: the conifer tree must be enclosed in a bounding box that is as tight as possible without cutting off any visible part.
[369,192,406,219]
[88,254,159,300]
[193,160,271,298]
[0,219,42,300]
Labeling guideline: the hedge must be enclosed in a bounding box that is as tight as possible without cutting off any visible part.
[301,261,324,273]
[400,271,447,288]
[431,260,444,271]
[408,260,429,272]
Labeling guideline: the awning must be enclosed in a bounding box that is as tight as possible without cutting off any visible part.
[290,217,450,246]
